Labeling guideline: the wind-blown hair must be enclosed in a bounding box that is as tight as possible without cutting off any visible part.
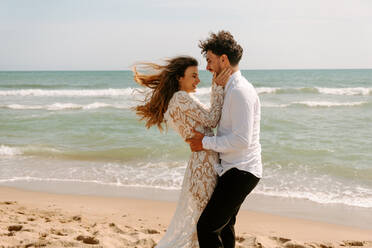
[199,30,243,66]
[133,56,198,131]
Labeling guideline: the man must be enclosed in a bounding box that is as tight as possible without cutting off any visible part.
[186,31,262,248]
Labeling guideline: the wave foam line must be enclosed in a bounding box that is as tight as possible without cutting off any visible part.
[293,101,368,107]
[0,102,131,110]
[0,145,22,156]
[316,87,372,96]
[262,101,368,108]
[0,88,136,97]
[1,176,371,208]
[256,87,280,94]
[196,87,280,95]
[0,145,62,157]
[1,100,369,112]
[1,101,368,111]
[254,189,372,208]
[195,87,281,95]
[0,177,181,190]
[198,87,372,96]
[261,103,290,108]
[0,87,371,98]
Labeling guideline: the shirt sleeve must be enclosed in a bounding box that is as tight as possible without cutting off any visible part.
[202,87,255,152]
[172,84,224,128]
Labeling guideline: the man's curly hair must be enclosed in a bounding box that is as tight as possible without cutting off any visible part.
[199,30,243,66]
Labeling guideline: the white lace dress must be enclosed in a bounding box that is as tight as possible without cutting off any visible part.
[156,83,224,248]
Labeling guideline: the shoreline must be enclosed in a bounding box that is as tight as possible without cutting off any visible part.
[2,181,372,231]
[0,185,371,247]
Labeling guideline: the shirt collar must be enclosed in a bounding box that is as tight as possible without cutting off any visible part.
[224,70,241,93]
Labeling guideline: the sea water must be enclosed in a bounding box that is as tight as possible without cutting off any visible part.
[0,70,371,210]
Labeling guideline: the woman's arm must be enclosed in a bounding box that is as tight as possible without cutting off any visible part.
[172,85,224,128]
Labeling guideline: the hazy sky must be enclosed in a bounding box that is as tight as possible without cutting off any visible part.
[1,0,372,70]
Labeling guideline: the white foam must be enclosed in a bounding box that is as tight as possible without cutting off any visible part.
[2,174,371,208]
[0,145,64,157]
[0,145,22,156]
[294,101,367,107]
[0,88,136,97]
[257,87,372,95]
[0,102,131,110]
[0,176,181,190]
[261,103,290,108]
[262,101,367,108]
[1,159,371,208]
[82,102,110,109]
[254,188,372,208]
[256,87,280,94]
[47,103,82,110]
[0,161,185,190]
[1,87,370,97]
[5,104,43,110]
[316,87,372,96]
[193,86,281,96]
[194,86,281,95]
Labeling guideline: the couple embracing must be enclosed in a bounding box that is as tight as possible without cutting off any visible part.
[133,30,262,248]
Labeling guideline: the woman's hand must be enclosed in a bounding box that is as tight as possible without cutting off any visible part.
[213,67,233,87]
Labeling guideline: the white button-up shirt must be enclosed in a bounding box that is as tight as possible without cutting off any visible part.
[202,71,262,178]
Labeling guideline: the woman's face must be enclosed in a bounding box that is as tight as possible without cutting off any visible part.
[179,66,200,93]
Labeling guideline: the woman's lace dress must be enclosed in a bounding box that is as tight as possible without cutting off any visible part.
[156,83,224,248]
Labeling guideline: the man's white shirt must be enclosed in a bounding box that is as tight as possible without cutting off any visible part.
[202,70,262,178]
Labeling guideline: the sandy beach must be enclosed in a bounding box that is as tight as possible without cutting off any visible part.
[0,186,371,248]
[2,0,372,245]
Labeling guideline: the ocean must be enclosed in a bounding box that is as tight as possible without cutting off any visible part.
[1,69,371,210]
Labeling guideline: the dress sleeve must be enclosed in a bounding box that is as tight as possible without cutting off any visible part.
[172,84,224,128]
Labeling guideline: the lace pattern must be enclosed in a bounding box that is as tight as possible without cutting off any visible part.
[156,84,224,248]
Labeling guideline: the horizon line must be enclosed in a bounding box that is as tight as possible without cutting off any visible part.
[1,68,372,72]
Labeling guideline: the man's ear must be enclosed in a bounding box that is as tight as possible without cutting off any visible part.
[221,54,231,66]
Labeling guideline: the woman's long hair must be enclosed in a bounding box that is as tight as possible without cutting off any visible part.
[133,56,198,131]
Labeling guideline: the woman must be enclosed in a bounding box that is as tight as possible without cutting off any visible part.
[133,56,231,247]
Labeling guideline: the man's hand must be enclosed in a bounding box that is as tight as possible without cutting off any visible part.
[185,129,205,152]
[213,67,233,87]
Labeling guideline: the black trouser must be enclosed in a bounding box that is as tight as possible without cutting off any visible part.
[197,168,260,248]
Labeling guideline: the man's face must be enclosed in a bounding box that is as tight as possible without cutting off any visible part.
[206,51,223,75]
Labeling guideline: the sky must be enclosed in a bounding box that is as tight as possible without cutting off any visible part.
[1,0,372,70]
